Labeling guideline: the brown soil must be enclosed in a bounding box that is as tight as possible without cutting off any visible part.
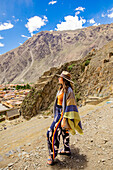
[0,99,113,169]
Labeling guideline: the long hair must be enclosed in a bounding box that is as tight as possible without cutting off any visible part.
[59,78,73,92]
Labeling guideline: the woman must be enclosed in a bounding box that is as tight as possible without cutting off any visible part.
[47,71,83,165]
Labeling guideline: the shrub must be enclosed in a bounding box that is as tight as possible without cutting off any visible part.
[81,59,90,71]
[68,64,75,71]
[16,84,31,90]
[85,59,90,66]
[75,92,81,102]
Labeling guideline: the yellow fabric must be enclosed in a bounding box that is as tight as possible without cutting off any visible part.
[68,119,83,135]
[62,88,83,135]
[63,111,81,120]
[66,98,76,106]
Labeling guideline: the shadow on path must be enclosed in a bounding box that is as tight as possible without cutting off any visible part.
[51,146,88,169]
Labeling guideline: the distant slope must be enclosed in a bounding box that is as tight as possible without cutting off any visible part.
[21,40,113,119]
[0,23,113,84]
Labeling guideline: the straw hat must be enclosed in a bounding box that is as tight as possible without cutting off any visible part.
[56,71,74,84]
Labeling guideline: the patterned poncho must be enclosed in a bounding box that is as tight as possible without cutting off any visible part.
[54,87,83,135]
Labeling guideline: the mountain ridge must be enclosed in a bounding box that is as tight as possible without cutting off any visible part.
[0,23,113,84]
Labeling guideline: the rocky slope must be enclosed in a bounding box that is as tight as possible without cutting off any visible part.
[0,23,113,84]
[21,40,113,120]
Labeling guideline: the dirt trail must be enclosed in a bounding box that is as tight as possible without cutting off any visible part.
[0,99,113,169]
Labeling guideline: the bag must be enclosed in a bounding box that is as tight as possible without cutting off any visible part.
[61,118,71,130]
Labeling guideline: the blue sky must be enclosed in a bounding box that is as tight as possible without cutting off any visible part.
[0,0,113,55]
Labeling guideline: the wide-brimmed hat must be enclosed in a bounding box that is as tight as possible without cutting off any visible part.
[56,71,74,84]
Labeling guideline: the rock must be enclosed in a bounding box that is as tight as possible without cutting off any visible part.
[2,124,6,127]
[87,147,92,150]
[16,146,21,152]
[90,139,93,142]
[101,159,105,162]
[110,105,113,108]
[14,159,19,163]
[0,155,3,162]
[35,163,39,166]
[22,152,28,156]
[5,153,10,158]
[2,167,8,170]
[24,166,28,170]
[18,153,22,157]
[26,143,31,146]
[43,116,49,119]
[8,163,14,167]
[104,139,108,144]
[36,147,39,150]
[76,159,79,162]
[25,154,29,158]
[5,150,14,157]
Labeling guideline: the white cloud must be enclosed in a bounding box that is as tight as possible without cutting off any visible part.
[21,34,30,39]
[12,16,19,22]
[108,12,113,18]
[25,16,48,36]
[43,16,48,20]
[88,18,100,26]
[75,11,80,16]
[101,13,106,18]
[48,1,57,5]
[19,43,22,45]
[93,23,100,26]
[14,19,19,22]
[0,22,14,31]
[75,7,85,12]
[101,8,113,19]
[0,42,4,47]
[55,15,86,31]
[0,35,4,39]
[107,8,113,12]
[89,18,95,24]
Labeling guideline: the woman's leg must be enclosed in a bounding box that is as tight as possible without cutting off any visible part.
[47,113,62,160]
[61,129,71,152]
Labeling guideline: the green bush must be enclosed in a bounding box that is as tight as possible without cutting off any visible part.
[85,59,90,66]
[3,87,7,90]
[81,59,90,71]
[68,64,75,71]
[16,84,31,90]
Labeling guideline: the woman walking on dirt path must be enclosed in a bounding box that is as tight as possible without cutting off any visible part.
[47,71,83,165]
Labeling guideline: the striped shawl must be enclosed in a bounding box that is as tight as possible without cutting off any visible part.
[53,87,83,135]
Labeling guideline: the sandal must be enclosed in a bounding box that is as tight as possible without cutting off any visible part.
[58,149,71,156]
[47,157,54,165]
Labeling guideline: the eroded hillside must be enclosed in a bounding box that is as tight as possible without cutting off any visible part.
[21,40,113,119]
[0,23,113,84]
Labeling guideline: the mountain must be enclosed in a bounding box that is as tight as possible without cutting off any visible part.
[21,40,113,119]
[0,23,113,84]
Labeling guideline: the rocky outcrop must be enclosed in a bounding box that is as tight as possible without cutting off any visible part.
[1,23,113,84]
[79,41,113,100]
[21,40,113,119]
